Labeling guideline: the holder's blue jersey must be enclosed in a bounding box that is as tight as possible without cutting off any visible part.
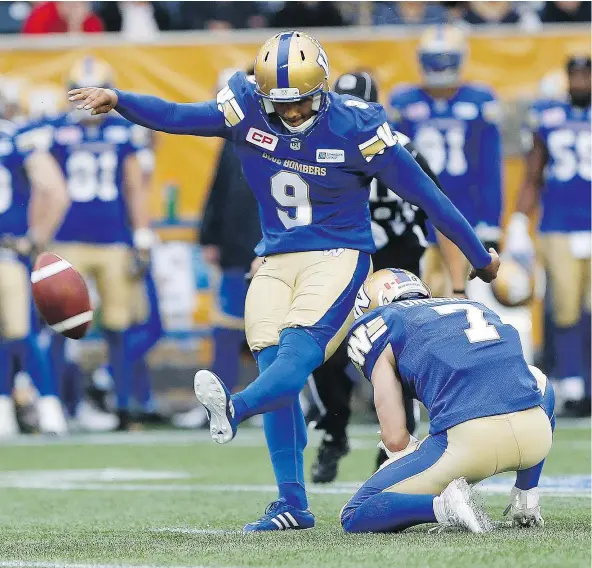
[24,113,145,245]
[525,99,591,232]
[0,120,35,237]
[389,84,502,242]
[347,297,543,435]
[113,73,491,269]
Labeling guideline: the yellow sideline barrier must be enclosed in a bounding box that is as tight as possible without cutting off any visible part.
[0,30,588,220]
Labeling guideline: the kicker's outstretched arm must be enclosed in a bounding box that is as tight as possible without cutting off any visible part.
[69,87,228,137]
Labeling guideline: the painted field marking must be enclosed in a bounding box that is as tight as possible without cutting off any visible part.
[150,528,240,535]
[0,419,588,448]
[0,469,588,498]
[0,562,246,568]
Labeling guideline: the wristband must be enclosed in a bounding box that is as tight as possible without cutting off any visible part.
[133,228,156,250]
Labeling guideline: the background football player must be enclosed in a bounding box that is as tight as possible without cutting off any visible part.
[88,125,165,427]
[0,100,69,436]
[341,269,555,533]
[390,25,502,298]
[43,56,155,431]
[505,56,591,417]
[70,31,499,532]
[308,70,444,483]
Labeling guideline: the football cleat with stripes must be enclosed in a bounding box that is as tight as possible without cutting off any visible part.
[193,370,238,444]
[243,498,315,533]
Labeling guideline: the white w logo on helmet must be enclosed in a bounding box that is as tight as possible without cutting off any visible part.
[317,49,329,77]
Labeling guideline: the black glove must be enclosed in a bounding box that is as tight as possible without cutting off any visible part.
[482,240,499,254]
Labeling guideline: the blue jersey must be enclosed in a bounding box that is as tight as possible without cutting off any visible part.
[525,99,591,232]
[0,119,34,237]
[114,73,492,269]
[26,113,144,244]
[347,297,543,434]
[389,84,502,242]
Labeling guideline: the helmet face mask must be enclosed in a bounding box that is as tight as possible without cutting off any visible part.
[418,25,466,89]
[254,31,330,136]
[354,268,432,319]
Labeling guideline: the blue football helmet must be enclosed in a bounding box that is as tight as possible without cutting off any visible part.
[418,25,466,88]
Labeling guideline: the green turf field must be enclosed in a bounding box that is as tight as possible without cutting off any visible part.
[0,421,590,568]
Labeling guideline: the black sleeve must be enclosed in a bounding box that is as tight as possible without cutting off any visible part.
[199,141,232,246]
[403,141,445,193]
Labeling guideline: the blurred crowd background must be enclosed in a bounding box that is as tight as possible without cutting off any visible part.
[0,1,590,439]
[0,1,590,35]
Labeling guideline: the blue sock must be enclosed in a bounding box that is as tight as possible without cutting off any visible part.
[264,401,308,510]
[9,336,56,397]
[231,328,323,422]
[104,329,131,410]
[581,312,591,397]
[212,327,244,392]
[49,333,67,403]
[0,343,12,395]
[554,324,583,380]
[131,358,153,409]
[62,361,84,418]
[126,321,162,361]
[341,492,437,533]
[254,344,279,372]
[239,342,308,510]
[516,380,556,490]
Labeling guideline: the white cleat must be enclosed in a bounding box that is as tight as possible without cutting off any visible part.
[504,486,544,528]
[74,400,118,432]
[37,395,68,435]
[433,478,493,533]
[172,405,209,429]
[193,370,236,444]
[0,395,20,438]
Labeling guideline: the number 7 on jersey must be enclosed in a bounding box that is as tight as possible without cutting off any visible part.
[433,303,500,343]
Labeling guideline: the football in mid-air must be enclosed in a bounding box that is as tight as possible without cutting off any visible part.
[31,252,93,340]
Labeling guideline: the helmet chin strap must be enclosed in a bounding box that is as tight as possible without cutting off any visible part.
[279,115,316,133]
[263,92,324,133]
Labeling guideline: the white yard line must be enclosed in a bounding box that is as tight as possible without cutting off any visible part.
[0,475,589,497]
[0,419,588,448]
[0,563,246,568]
[150,528,240,535]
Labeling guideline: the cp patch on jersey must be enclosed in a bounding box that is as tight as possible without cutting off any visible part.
[246,127,278,151]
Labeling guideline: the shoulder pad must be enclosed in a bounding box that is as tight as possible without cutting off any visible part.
[328,94,383,133]
[389,84,422,106]
[215,72,253,128]
[462,82,497,101]
[14,123,54,153]
[457,85,501,123]
[355,108,399,162]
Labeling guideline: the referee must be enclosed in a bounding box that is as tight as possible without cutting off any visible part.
[309,71,445,483]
